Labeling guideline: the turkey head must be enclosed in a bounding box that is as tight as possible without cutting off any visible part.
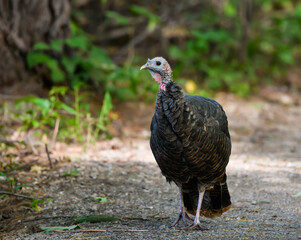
[140,57,172,91]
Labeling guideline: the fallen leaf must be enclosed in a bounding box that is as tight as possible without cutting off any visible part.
[30,165,47,173]
[291,192,301,198]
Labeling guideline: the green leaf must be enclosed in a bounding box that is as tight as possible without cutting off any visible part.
[15,96,38,104]
[42,225,79,232]
[62,57,79,75]
[26,52,65,82]
[49,86,69,96]
[130,5,159,20]
[0,172,10,181]
[278,51,294,65]
[33,40,63,52]
[295,3,301,19]
[61,103,77,115]
[75,215,117,223]
[224,2,236,17]
[169,45,183,59]
[50,40,63,52]
[65,36,89,51]
[88,46,115,70]
[26,52,54,68]
[49,64,65,83]
[99,91,112,118]
[15,96,51,111]
[130,5,160,31]
[105,11,129,25]
[31,120,40,128]
[33,42,51,51]
[32,98,51,110]
[148,18,158,31]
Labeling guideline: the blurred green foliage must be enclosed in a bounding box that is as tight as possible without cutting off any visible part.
[27,22,156,101]
[70,0,301,98]
[130,5,161,31]
[169,0,301,96]
[18,0,301,141]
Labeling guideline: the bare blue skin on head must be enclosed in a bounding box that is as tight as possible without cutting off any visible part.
[140,57,172,91]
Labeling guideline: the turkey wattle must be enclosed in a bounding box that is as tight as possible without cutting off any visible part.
[140,57,231,230]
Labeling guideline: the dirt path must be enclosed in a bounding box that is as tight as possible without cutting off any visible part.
[1,93,301,239]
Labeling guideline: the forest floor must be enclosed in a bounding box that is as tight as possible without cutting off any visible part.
[0,88,301,240]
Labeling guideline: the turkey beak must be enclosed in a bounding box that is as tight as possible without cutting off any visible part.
[140,64,148,70]
[140,59,151,70]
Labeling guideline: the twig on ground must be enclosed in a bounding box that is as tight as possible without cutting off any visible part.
[45,144,53,169]
[78,229,107,232]
[0,191,42,200]
[148,212,161,218]
[52,229,149,233]
[118,229,148,232]
[122,215,169,221]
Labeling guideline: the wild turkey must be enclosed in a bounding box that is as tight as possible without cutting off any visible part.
[140,57,231,230]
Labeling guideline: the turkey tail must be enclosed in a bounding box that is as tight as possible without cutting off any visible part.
[183,176,231,218]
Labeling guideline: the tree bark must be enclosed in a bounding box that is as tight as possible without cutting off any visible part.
[0,0,70,94]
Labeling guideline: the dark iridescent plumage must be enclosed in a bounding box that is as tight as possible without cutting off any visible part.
[141,57,231,230]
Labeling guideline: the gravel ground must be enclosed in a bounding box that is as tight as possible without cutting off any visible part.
[1,93,301,240]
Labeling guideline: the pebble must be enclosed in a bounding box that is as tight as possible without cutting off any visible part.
[159,225,166,230]
[91,193,98,198]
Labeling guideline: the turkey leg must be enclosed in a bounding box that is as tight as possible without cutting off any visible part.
[171,186,193,227]
[186,188,207,230]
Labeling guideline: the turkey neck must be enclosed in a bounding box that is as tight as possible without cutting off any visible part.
[155,81,193,146]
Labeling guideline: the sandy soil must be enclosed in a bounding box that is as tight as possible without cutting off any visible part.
[1,92,301,240]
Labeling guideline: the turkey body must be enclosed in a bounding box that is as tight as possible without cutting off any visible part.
[150,81,231,218]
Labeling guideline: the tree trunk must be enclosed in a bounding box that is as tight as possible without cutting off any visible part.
[0,0,70,95]
[239,0,252,62]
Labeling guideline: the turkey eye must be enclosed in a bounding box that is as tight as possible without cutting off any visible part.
[156,61,161,66]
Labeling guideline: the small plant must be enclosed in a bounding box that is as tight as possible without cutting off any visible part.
[14,86,76,132]
[31,197,53,212]
[31,198,45,211]
[63,169,79,176]
[14,84,113,143]
[94,196,107,203]
[0,172,30,193]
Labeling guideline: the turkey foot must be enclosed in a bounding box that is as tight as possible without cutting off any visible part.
[171,207,193,227]
[185,222,208,231]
